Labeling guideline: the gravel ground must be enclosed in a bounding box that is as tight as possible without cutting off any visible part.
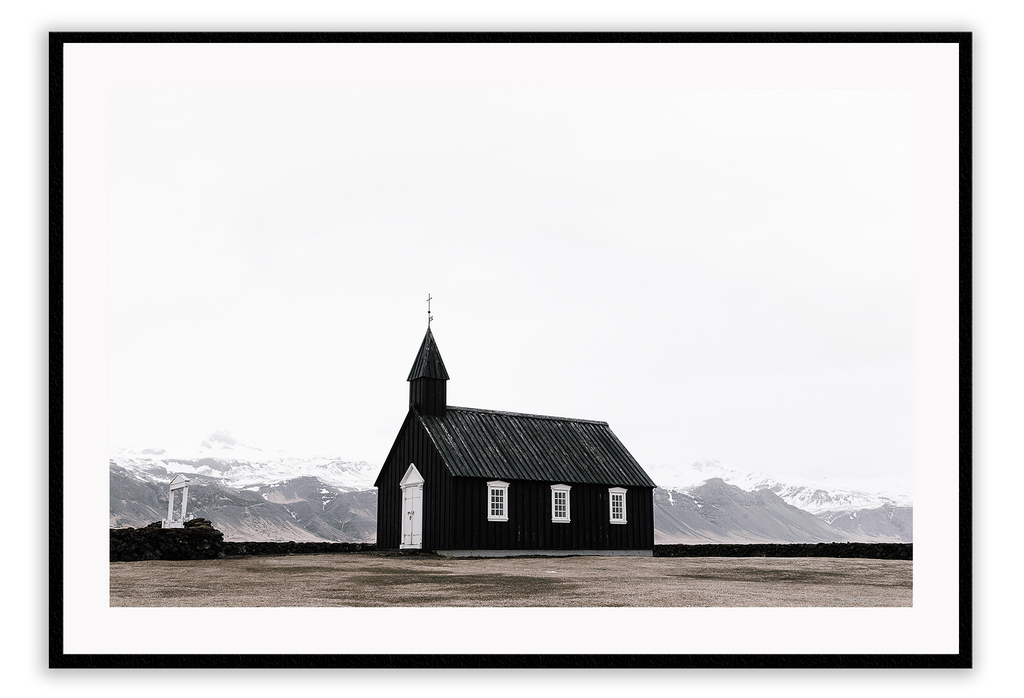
[109,553,912,607]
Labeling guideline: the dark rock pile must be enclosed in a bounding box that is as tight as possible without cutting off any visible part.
[110,522,378,561]
[653,542,912,560]
[109,518,226,561]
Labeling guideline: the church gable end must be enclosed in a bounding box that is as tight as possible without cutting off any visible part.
[373,411,452,550]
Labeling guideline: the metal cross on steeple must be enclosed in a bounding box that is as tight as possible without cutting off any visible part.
[426,294,433,326]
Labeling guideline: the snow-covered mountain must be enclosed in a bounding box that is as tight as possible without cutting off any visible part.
[646,459,911,516]
[110,431,380,542]
[646,460,912,543]
[112,430,380,491]
[654,478,860,544]
[111,434,911,544]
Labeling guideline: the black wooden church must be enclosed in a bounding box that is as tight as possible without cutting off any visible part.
[374,325,656,556]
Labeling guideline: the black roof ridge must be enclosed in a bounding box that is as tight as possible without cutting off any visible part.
[444,405,610,426]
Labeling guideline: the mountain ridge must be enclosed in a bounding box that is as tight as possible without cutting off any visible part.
[110,434,911,544]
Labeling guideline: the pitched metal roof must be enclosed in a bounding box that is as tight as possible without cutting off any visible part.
[417,406,656,488]
[407,327,450,381]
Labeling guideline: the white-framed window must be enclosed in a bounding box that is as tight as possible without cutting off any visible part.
[487,480,509,522]
[551,483,571,523]
[609,487,627,524]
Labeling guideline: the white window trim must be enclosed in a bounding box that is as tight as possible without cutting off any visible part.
[551,483,572,523]
[487,480,510,522]
[609,487,628,524]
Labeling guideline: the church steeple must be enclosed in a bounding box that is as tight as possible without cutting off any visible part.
[408,326,449,417]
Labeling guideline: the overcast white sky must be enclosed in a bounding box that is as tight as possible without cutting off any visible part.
[61,40,958,655]
[106,47,914,489]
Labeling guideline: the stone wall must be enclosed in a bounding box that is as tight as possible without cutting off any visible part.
[112,525,909,562]
[221,541,376,556]
[653,542,912,560]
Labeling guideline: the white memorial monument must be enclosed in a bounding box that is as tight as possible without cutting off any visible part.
[162,474,191,528]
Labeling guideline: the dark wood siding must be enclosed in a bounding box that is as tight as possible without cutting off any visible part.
[409,378,447,418]
[377,413,655,552]
[375,413,454,550]
[448,478,654,551]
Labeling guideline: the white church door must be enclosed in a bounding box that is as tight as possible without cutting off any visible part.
[400,463,424,549]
